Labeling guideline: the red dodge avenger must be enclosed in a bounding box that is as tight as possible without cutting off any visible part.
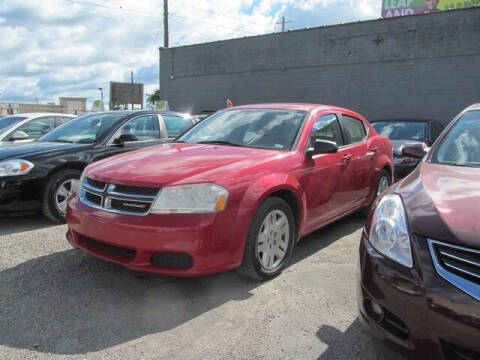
[66,104,393,279]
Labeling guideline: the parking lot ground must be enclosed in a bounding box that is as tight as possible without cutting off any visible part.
[0,212,405,360]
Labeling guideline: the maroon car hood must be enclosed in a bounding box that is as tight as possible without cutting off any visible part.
[398,162,480,248]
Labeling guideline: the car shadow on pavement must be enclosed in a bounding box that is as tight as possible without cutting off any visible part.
[316,320,406,359]
[0,212,365,355]
[0,212,57,236]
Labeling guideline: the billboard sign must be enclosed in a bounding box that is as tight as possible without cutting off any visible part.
[109,81,144,109]
[382,0,479,17]
[154,100,169,110]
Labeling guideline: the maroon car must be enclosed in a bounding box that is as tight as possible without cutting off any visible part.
[357,104,480,359]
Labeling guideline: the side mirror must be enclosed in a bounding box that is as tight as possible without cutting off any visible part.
[306,139,338,157]
[10,130,29,141]
[402,142,427,159]
[114,133,138,146]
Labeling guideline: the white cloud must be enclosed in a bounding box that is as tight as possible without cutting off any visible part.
[0,0,380,107]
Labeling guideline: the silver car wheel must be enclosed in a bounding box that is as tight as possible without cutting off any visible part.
[257,209,290,273]
[55,178,78,216]
[377,175,390,197]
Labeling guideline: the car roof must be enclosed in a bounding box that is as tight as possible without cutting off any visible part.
[3,113,75,118]
[466,103,480,111]
[85,110,189,117]
[371,118,435,123]
[224,103,354,113]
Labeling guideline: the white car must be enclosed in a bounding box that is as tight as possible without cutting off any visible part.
[0,113,75,145]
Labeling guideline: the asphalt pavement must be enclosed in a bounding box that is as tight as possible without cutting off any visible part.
[0,212,405,359]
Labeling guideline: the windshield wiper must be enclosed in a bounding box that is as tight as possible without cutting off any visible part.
[53,140,74,143]
[196,140,242,147]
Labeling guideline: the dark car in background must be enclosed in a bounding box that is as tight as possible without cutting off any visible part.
[372,119,444,179]
[0,110,195,222]
[358,104,480,359]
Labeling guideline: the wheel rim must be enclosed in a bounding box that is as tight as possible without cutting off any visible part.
[257,209,290,273]
[55,178,78,216]
[377,175,389,197]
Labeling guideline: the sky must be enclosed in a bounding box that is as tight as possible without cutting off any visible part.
[0,0,381,108]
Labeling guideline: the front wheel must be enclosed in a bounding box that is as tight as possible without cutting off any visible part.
[237,197,295,280]
[41,169,81,223]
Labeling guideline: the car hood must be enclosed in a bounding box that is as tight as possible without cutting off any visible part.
[398,162,480,248]
[0,141,90,161]
[391,140,425,157]
[86,142,286,188]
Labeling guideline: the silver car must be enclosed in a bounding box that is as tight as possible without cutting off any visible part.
[0,113,75,145]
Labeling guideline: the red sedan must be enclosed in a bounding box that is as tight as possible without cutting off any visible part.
[66,103,393,279]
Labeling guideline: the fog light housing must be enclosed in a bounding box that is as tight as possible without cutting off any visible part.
[364,298,384,322]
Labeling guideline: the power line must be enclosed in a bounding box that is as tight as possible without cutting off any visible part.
[169,12,258,35]
[65,0,156,16]
[170,0,271,27]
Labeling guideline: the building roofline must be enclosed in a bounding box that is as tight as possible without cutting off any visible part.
[159,7,479,51]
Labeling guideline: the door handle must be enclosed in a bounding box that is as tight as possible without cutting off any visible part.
[343,154,352,161]
[367,147,377,157]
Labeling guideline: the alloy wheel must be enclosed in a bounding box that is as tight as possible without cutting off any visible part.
[55,178,78,216]
[377,175,390,197]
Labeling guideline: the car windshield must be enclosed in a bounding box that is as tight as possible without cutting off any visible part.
[179,109,306,150]
[0,116,27,133]
[373,121,427,142]
[39,113,127,143]
[431,110,480,167]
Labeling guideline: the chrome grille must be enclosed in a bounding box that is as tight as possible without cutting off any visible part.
[428,239,480,301]
[80,177,159,215]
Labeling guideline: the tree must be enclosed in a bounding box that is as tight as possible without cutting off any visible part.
[146,89,161,104]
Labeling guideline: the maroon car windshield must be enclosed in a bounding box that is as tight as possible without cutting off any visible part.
[431,110,480,167]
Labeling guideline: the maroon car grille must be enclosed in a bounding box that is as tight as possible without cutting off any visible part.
[433,242,480,286]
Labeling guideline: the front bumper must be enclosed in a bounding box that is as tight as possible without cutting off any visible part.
[0,178,41,212]
[357,230,480,359]
[66,195,248,276]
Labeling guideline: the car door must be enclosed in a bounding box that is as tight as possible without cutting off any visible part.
[103,114,168,158]
[160,114,195,139]
[338,114,374,209]
[8,116,56,142]
[302,113,354,231]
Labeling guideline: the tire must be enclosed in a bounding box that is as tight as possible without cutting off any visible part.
[41,169,82,223]
[237,197,295,280]
[364,169,391,214]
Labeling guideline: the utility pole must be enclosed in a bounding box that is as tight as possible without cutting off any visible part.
[276,16,291,32]
[164,0,169,48]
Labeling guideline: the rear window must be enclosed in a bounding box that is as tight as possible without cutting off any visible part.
[0,116,27,133]
[373,121,427,142]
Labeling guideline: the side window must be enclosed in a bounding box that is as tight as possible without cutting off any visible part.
[341,115,367,144]
[117,115,160,141]
[308,114,344,147]
[13,117,56,139]
[162,115,193,138]
[56,116,72,127]
[430,122,444,143]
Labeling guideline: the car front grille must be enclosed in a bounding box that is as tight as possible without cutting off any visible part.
[428,239,480,301]
[80,177,160,216]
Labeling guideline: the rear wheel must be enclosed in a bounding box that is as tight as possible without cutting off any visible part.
[41,169,81,223]
[237,197,295,280]
[364,169,391,214]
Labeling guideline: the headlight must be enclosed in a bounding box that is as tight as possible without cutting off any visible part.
[368,194,413,268]
[150,183,229,214]
[0,159,34,177]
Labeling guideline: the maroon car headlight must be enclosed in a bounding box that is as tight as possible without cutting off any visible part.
[368,194,413,268]
[150,183,229,214]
